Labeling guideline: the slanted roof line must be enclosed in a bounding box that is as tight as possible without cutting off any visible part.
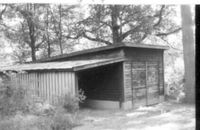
[37,42,169,62]
[73,58,126,71]
[0,58,126,72]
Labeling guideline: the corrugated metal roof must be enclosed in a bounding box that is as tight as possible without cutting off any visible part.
[1,58,125,72]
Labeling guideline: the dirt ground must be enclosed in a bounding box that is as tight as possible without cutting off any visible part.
[74,101,195,130]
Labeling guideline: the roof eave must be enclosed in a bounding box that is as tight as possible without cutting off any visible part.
[37,43,169,62]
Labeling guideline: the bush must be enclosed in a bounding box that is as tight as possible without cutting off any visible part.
[166,78,186,102]
[50,89,86,129]
[56,89,86,113]
[29,101,55,116]
[0,71,85,130]
[50,107,80,130]
[0,72,33,117]
[0,112,41,130]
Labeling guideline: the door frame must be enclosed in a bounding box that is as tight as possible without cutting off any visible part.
[130,61,160,107]
[146,61,160,106]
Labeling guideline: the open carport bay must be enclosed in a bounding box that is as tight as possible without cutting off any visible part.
[77,63,123,109]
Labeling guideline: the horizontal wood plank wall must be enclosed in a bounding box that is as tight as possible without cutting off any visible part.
[12,71,76,105]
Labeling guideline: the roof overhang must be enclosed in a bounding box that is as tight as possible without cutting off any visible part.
[1,58,126,72]
[38,43,169,62]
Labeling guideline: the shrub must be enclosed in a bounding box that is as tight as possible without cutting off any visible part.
[0,112,41,130]
[50,89,86,130]
[0,71,85,130]
[165,58,185,102]
[29,101,55,116]
[166,78,186,102]
[0,71,33,117]
[50,107,79,130]
[56,89,86,113]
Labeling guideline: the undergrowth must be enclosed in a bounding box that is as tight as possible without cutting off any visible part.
[0,71,86,130]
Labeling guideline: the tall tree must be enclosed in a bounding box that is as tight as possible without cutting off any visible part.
[50,4,78,55]
[0,4,7,27]
[44,5,51,58]
[76,5,181,45]
[3,4,80,61]
[58,4,63,54]
[181,5,195,103]
[5,4,46,62]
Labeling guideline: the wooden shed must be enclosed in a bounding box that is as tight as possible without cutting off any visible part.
[2,43,169,109]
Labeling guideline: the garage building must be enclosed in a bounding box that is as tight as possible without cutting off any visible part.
[2,43,169,109]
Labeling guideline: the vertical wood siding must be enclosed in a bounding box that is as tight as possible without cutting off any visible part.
[123,62,132,101]
[12,71,76,104]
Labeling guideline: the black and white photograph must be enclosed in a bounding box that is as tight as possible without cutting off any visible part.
[0,0,195,130]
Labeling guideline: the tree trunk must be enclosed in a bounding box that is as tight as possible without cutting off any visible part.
[47,36,51,58]
[29,23,36,62]
[58,4,63,54]
[46,7,51,58]
[181,5,195,103]
[26,4,37,61]
[28,21,36,62]
[29,22,37,61]
[31,45,36,61]
[111,5,121,44]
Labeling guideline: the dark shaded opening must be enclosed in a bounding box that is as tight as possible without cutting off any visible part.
[77,63,123,108]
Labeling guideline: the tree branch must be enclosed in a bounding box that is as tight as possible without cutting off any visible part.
[89,23,107,33]
[99,21,112,28]
[0,5,7,20]
[140,33,148,41]
[119,9,142,29]
[65,34,80,39]
[159,36,183,51]
[156,28,181,36]
[35,35,45,49]
[82,32,112,45]
[119,20,131,28]
[119,24,142,41]
[153,5,165,28]
[80,17,112,29]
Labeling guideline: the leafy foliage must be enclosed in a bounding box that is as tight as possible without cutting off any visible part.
[76,5,181,45]
[55,89,86,113]
[3,4,80,62]
[0,4,181,63]
[50,108,80,130]
[0,72,85,129]
[0,72,33,117]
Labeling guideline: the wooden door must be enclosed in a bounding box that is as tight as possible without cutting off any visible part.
[131,62,159,107]
[132,62,147,107]
[146,62,159,105]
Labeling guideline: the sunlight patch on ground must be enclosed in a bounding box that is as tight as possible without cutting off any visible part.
[137,106,155,111]
[126,111,147,117]
[126,120,143,125]
[83,116,107,122]
[150,112,181,120]
[74,102,195,130]
[143,123,181,130]
[184,118,195,128]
